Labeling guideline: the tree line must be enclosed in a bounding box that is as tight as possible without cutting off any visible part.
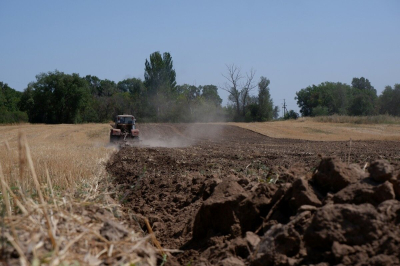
[296,77,400,117]
[1,51,398,124]
[0,52,277,124]
[3,52,225,124]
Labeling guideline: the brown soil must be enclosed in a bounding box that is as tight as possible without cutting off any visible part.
[106,124,400,265]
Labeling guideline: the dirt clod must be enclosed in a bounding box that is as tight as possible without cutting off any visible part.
[286,178,322,211]
[192,180,248,240]
[369,159,395,182]
[332,181,395,206]
[312,157,365,194]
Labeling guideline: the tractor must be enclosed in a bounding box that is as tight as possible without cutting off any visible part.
[110,114,140,143]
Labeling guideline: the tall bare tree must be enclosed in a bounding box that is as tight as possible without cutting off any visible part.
[240,69,256,116]
[221,64,256,117]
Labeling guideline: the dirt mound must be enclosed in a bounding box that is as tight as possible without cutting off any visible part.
[186,158,400,266]
[252,158,400,266]
[106,124,400,265]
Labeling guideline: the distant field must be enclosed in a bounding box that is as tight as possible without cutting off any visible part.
[233,119,400,141]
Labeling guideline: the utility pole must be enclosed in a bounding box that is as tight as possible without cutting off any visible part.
[282,99,287,117]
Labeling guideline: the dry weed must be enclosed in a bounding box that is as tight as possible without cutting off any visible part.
[307,114,400,124]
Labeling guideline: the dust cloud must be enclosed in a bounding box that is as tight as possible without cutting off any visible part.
[137,123,225,148]
[101,123,226,149]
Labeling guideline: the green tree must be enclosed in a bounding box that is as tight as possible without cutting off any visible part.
[83,75,122,122]
[244,96,259,122]
[348,77,377,116]
[20,70,90,123]
[200,85,222,107]
[379,84,400,116]
[295,82,352,117]
[257,76,273,121]
[19,83,35,114]
[85,75,102,96]
[172,84,225,122]
[284,110,299,120]
[144,51,176,95]
[99,79,118,97]
[0,82,22,112]
[118,78,146,95]
[320,82,351,115]
[295,85,319,116]
[174,84,201,121]
[117,78,148,118]
[144,52,177,120]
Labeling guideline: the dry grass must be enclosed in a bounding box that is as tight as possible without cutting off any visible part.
[0,123,157,265]
[0,124,112,193]
[233,119,400,141]
[308,114,400,124]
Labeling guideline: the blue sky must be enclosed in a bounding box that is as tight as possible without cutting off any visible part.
[1,1,399,114]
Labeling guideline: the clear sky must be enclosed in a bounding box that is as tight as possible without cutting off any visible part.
[1,1,399,114]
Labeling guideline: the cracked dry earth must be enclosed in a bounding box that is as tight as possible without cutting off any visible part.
[106,123,400,266]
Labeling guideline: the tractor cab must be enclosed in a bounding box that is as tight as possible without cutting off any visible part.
[115,115,136,130]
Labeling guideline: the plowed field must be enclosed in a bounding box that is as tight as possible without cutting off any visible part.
[107,124,400,265]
